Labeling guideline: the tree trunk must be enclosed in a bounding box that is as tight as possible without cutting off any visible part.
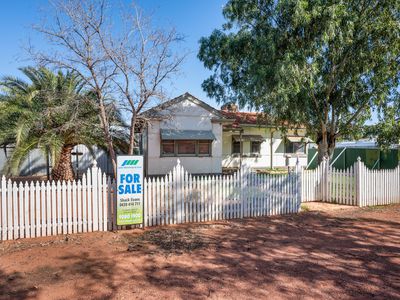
[99,104,117,178]
[317,132,336,164]
[128,113,136,155]
[96,91,117,179]
[51,144,75,181]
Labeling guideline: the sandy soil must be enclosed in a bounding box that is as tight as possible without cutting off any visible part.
[1,202,400,300]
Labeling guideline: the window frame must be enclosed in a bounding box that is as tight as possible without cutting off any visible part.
[198,140,212,157]
[284,141,306,154]
[251,141,261,155]
[176,140,197,156]
[160,139,213,157]
[161,140,175,156]
[232,139,241,155]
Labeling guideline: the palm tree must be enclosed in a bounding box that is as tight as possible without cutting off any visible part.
[0,67,127,181]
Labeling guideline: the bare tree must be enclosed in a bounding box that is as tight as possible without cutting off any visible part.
[31,0,119,176]
[30,0,186,177]
[97,4,186,154]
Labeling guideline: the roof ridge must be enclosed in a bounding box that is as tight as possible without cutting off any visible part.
[140,92,224,118]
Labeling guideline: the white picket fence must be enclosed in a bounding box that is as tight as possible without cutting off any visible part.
[0,162,113,241]
[143,161,301,226]
[6,156,400,241]
[358,163,400,207]
[302,158,400,207]
[0,160,301,240]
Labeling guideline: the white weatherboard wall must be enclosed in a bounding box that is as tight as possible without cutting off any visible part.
[147,99,223,175]
[222,128,308,169]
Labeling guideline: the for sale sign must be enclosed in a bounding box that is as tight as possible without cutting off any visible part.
[116,156,143,225]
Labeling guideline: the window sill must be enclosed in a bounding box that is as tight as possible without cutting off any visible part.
[284,153,307,157]
[230,153,261,158]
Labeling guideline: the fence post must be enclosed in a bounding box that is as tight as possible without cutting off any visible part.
[1,176,6,240]
[91,160,99,231]
[321,157,327,202]
[240,163,249,218]
[295,159,302,211]
[356,157,363,207]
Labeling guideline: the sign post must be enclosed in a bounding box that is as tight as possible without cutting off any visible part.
[116,155,144,226]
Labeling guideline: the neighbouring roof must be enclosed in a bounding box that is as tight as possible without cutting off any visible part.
[141,92,226,120]
[160,129,216,140]
[336,140,400,149]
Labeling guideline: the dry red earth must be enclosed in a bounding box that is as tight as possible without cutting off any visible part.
[1,202,400,300]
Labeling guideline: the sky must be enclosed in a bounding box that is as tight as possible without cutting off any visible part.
[0,0,227,109]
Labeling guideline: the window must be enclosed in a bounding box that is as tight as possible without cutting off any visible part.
[160,140,212,157]
[177,140,196,155]
[251,141,261,154]
[161,140,174,155]
[198,141,211,155]
[285,142,305,154]
[232,140,241,154]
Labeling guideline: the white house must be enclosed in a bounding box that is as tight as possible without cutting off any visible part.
[141,93,309,175]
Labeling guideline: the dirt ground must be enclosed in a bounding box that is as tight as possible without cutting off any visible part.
[1,202,400,300]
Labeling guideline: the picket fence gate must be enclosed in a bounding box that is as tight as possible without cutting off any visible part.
[302,158,400,207]
[301,159,357,205]
[143,160,301,227]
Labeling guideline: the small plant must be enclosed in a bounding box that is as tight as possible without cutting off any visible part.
[301,204,310,212]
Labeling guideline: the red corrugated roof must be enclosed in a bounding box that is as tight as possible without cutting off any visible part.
[220,110,262,128]
[220,110,298,128]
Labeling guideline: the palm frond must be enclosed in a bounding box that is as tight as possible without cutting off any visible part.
[0,66,129,176]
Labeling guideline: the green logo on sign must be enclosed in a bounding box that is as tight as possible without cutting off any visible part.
[122,160,139,166]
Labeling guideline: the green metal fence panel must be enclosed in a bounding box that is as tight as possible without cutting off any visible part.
[380,149,398,169]
[307,148,318,169]
[307,147,399,170]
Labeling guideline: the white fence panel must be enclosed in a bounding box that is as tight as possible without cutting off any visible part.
[0,161,110,241]
[361,165,400,207]
[143,161,301,227]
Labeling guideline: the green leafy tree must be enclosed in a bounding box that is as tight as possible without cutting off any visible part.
[366,91,400,146]
[199,0,400,162]
[0,67,127,181]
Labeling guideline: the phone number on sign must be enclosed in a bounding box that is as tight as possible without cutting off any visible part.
[119,213,141,220]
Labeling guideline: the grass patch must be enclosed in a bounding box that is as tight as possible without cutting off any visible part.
[301,204,311,212]
[363,204,397,211]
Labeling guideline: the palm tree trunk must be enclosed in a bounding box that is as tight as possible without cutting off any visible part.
[51,144,75,181]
